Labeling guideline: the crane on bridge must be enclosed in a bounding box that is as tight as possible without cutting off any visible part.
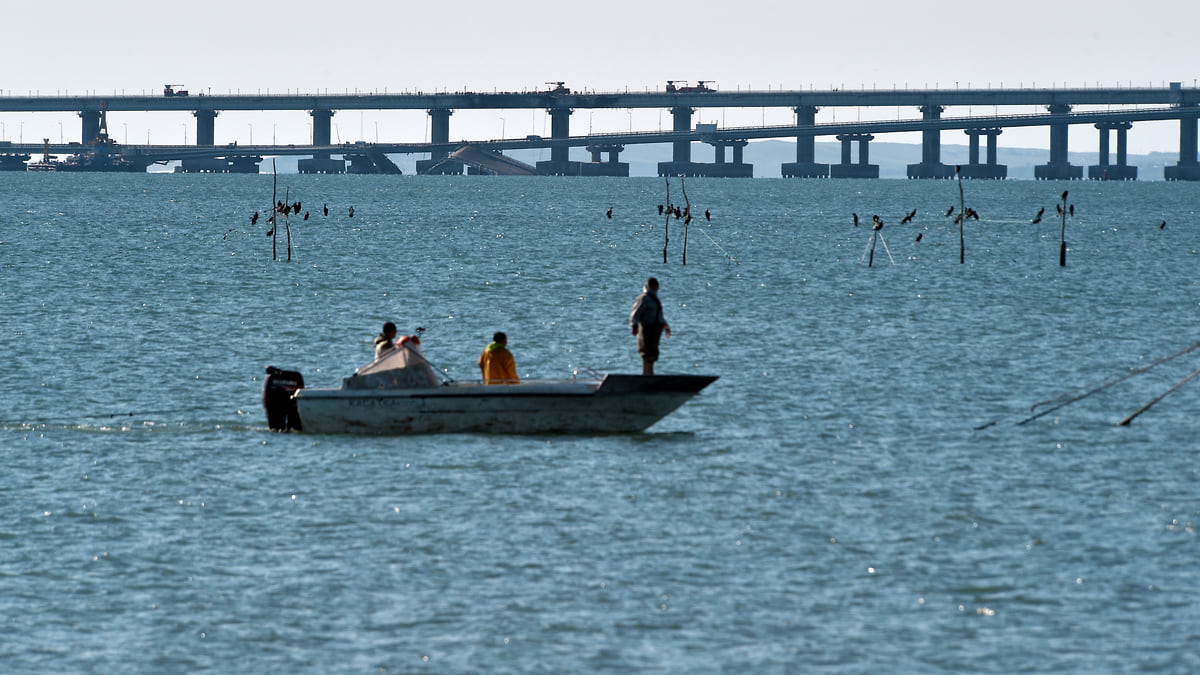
[163,84,189,97]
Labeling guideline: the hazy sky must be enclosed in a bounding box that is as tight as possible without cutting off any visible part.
[3,0,1198,154]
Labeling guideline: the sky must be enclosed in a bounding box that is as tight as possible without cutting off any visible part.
[3,0,1199,156]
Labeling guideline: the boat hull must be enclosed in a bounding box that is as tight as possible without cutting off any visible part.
[292,374,717,434]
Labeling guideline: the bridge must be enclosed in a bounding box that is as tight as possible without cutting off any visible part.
[2,82,1199,179]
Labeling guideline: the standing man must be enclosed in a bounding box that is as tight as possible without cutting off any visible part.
[479,331,519,384]
[629,277,671,375]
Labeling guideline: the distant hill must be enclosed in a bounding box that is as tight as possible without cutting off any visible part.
[196,141,1180,180]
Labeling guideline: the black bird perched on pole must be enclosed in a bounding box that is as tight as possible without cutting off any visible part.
[292,202,301,215]
[1032,207,1044,224]
[872,215,883,231]
[901,208,917,224]
[657,204,664,215]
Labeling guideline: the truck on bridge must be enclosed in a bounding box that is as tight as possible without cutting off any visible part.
[163,84,189,97]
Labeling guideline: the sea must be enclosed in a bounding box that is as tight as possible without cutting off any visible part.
[2,173,1198,673]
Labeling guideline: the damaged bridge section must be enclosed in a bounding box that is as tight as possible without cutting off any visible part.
[421,145,538,175]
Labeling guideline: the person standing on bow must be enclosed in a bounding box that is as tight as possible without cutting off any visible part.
[478,331,519,384]
[629,277,671,375]
[374,321,398,359]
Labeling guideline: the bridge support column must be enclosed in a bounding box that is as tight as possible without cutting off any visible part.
[1036,104,1082,179]
[1089,122,1136,180]
[959,129,1007,179]
[782,106,828,177]
[1165,108,1200,181]
[299,109,345,174]
[696,140,752,177]
[582,143,629,176]
[658,106,710,176]
[194,109,217,146]
[416,108,461,174]
[907,105,955,179]
[79,110,102,144]
[830,134,878,178]
[177,109,240,173]
[536,106,581,175]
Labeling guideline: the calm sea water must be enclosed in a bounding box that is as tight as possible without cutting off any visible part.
[2,173,1199,673]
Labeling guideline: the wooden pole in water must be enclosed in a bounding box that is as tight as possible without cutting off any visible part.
[283,187,292,262]
[662,176,671,264]
[957,165,965,264]
[1059,190,1069,267]
[271,160,278,261]
[680,174,691,265]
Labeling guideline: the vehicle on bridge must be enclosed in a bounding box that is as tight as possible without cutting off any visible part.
[163,84,189,97]
[666,80,715,93]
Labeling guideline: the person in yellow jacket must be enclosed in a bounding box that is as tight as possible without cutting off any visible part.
[478,331,519,384]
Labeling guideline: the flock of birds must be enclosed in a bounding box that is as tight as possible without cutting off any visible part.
[850,204,985,244]
[250,202,354,238]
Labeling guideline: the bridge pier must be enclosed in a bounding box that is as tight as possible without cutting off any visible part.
[536,106,582,175]
[657,106,712,176]
[416,108,462,175]
[830,133,878,178]
[907,105,955,179]
[958,129,1007,179]
[1035,104,1082,180]
[194,109,218,146]
[704,139,754,177]
[1089,121,1136,180]
[299,109,345,174]
[582,143,629,176]
[79,110,102,144]
[1164,109,1200,181]
[175,109,232,173]
[782,105,828,177]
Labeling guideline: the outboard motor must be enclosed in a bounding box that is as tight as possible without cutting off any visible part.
[263,366,305,431]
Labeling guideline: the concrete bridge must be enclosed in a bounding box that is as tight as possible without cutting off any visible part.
[2,83,1198,179]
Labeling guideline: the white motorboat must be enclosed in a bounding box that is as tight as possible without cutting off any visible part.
[264,342,717,434]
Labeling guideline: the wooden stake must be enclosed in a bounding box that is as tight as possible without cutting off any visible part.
[1059,190,1069,267]
[957,166,965,264]
[271,159,278,261]
[662,176,670,264]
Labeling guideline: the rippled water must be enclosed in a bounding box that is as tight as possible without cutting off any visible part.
[2,173,1199,672]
